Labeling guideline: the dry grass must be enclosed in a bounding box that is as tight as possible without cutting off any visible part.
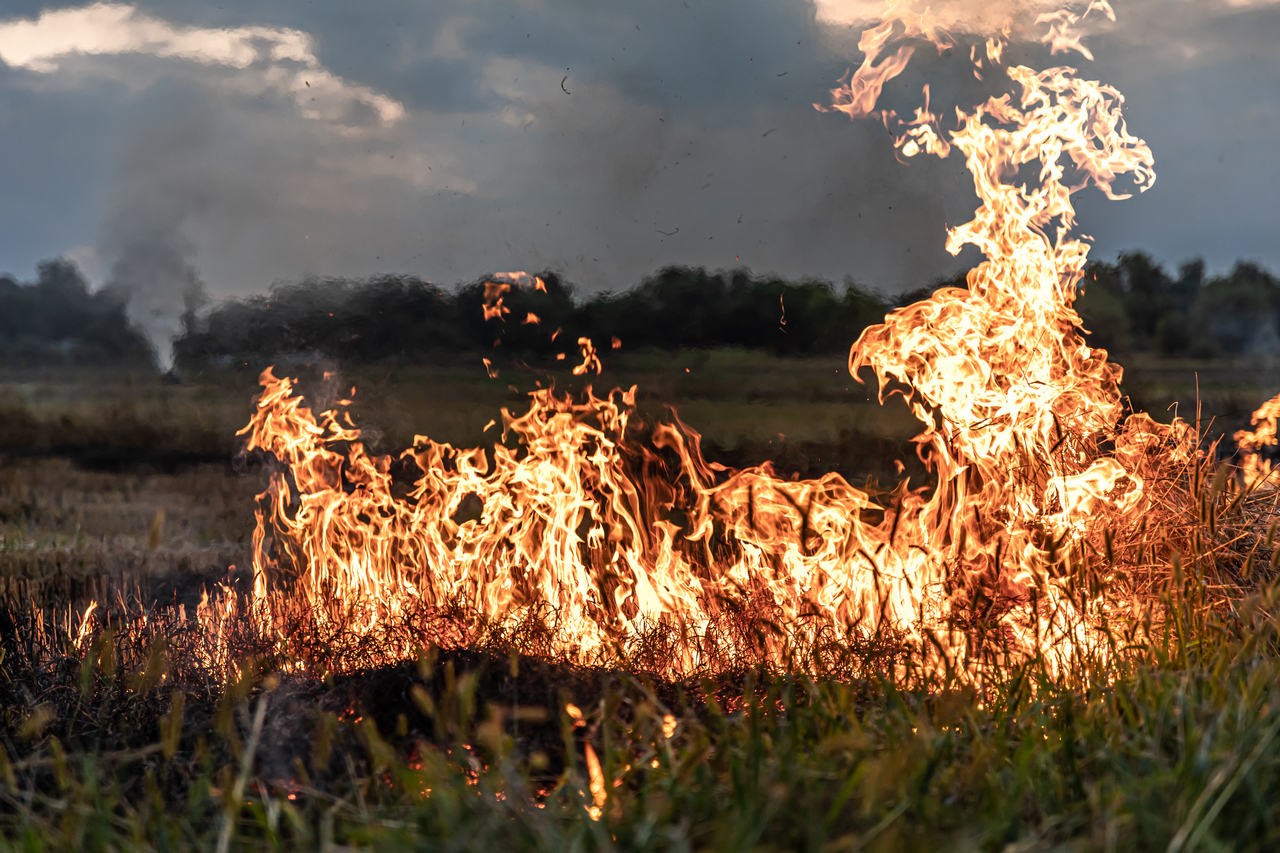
[1122,353,1280,433]
[0,457,262,619]
[1,355,1279,850]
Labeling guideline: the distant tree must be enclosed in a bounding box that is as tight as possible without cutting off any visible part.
[1195,261,1280,356]
[174,267,890,371]
[1076,260,1131,355]
[170,256,1280,371]
[0,259,152,368]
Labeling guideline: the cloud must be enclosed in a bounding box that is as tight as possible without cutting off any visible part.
[0,2,403,126]
[0,2,417,364]
[0,0,1277,336]
[0,0,970,300]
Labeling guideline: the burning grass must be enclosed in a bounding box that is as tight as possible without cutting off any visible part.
[0,354,1266,849]
[0,348,1269,850]
[5,485,1280,850]
[7,0,1280,846]
[0,357,1278,850]
[2,400,1280,850]
[156,0,1235,692]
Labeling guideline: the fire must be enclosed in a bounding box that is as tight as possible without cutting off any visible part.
[230,365,891,673]
[583,743,606,821]
[196,0,1200,680]
[1236,393,1280,491]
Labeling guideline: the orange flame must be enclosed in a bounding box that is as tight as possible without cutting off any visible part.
[73,600,97,653]
[481,282,510,322]
[1236,393,1280,491]
[573,337,602,376]
[1037,0,1115,61]
[584,743,606,821]
[198,0,1197,680]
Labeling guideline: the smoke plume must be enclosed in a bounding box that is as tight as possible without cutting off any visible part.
[100,102,211,370]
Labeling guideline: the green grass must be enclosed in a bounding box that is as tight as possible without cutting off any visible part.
[4,571,1280,852]
[328,347,921,454]
[1121,353,1280,431]
[0,351,917,460]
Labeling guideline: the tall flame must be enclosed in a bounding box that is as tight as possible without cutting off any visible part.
[824,0,1176,670]
[204,0,1196,680]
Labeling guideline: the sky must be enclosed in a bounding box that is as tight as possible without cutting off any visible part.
[0,0,1277,357]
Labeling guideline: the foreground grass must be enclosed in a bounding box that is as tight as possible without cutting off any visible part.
[4,571,1280,852]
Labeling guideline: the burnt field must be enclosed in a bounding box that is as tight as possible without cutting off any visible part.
[1,353,1279,851]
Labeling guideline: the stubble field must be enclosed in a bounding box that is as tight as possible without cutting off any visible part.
[1,350,1279,851]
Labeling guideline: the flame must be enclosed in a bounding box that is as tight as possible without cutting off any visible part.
[815,2,953,124]
[194,0,1200,681]
[1037,0,1114,61]
[573,337,602,376]
[481,282,510,322]
[73,600,97,652]
[829,0,1178,667]
[483,272,544,323]
[583,743,606,821]
[1236,393,1280,491]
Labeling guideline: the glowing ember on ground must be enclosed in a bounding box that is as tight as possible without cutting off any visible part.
[196,0,1211,680]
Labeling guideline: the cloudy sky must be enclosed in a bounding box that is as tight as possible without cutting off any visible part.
[0,0,1276,327]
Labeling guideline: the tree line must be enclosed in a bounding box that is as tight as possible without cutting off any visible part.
[171,267,889,371]
[0,254,1276,371]
[0,259,153,368]
[1075,254,1280,358]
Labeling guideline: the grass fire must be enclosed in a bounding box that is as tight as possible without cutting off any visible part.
[4,1,1280,850]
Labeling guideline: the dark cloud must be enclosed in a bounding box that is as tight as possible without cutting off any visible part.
[0,0,1277,357]
[1077,0,1280,274]
[91,0,973,294]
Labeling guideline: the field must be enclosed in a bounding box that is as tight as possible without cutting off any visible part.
[2,350,1280,851]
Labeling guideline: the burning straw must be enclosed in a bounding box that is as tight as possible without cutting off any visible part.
[6,3,1280,845]
[9,0,1280,694]
[160,0,1269,686]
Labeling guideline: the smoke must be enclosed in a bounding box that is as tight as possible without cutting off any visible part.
[104,230,205,370]
[0,0,1037,309]
[1,1,406,369]
[8,0,1279,308]
[100,101,212,370]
